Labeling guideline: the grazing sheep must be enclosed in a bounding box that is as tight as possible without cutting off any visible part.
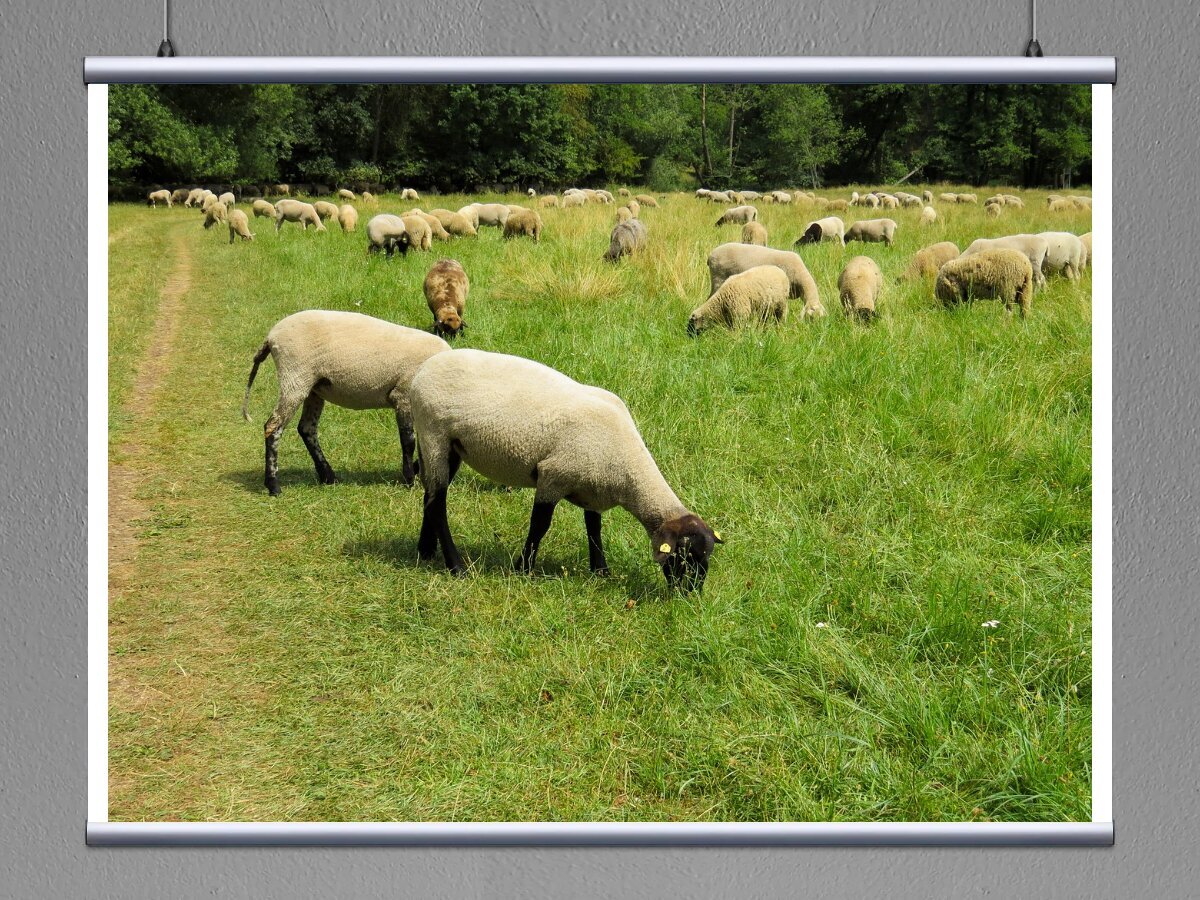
[687,265,789,335]
[218,191,236,209]
[741,221,768,246]
[503,208,543,242]
[707,191,733,204]
[603,219,648,261]
[838,256,883,322]
[170,188,190,206]
[1080,232,1092,268]
[147,189,173,208]
[596,190,615,204]
[845,218,898,247]
[1048,198,1075,213]
[827,199,851,212]
[985,201,1003,218]
[539,194,559,208]
[400,188,421,201]
[424,259,469,338]
[739,191,760,200]
[898,192,923,207]
[624,199,641,218]
[922,190,933,204]
[365,213,410,256]
[271,184,291,197]
[904,241,960,280]
[617,188,631,197]
[471,203,510,228]
[361,191,377,203]
[406,209,451,242]
[634,194,659,208]
[184,188,205,207]
[252,199,276,219]
[337,188,356,201]
[955,193,978,204]
[939,192,958,203]
[770,191,792,204]
[561,192,585,208]
[707,243,824,319]
[850,191,861,206]
[227,208,254,244]
[878,195,900,210]
[1036,231,1085,281]
[401,214,433,251]
[1068,195,1092,208]
[615,207,632,224]
[431,208,477,237]
[919,205,937,226]
[242,310,450,495]
[935,249,1034,317]
[200,192,219,213]
[409,349,723,588]
[312,200,339,222]
[337,204,358,233]
[863,194,880,209]
[796,216,845,246]
[962,235,1049,288]
[202,201,228,229]
[527,188,537,197]
[275,199,327,234]
[728,191,745,205]
[505,204,530,216]
[1001,194,1024,207]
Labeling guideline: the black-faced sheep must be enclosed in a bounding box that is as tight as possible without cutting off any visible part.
[424,259,469,338]
[795,217,845,246]
[365,213,410,256]
[687,265,789,335]
[408,348,722,589]
[604,219,648,261]
[242,310,450,495]
[935,249,1034,318]
[845,218,898,247]
[707,243,824,319]
[838,256,883,322]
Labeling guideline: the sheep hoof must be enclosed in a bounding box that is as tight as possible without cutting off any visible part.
[591,566,611,577]
[319,472,339,486]
[448,562,468,578]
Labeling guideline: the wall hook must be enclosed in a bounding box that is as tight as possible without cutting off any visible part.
[156,0,176,56]
[1025,0,1043,56]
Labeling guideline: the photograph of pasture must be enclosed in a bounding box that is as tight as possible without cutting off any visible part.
[106,82,1094,823]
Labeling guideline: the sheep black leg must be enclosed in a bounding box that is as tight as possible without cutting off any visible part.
[396,414,417,486]
[264,432,282,496]
[431,487,466,576]
[416,489,439,561]
[519,501,557,574]
[584,510,609,575]
[298,393,338,485]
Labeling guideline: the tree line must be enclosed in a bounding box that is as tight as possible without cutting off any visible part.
[109,83,1091,194]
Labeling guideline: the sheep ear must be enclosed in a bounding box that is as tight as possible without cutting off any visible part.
[652,534,675,563]
[712,530,724,544]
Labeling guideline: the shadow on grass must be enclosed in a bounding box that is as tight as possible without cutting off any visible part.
[222,467,520,496]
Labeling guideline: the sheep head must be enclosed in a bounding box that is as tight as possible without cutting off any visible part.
[652,514,722,593]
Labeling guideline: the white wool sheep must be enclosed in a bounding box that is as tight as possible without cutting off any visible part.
[962,235,1049,288]
[770,191,792,204]
[1047,198,1075,213]
[939,192,958,203]
[1001,194,1024,207]
[919,205,937,226]
[935,249,1034,317]
[503,208,543,241]
[955,193,978,204]
[400,188,421,201]
[147,189,173,207]
[361,191,377,204]
[337,188,356,201]
[312,200,339,221]
[845,218,898,246]
[687,265,790,335]
[471,203,510,228]
[539,194,559,208]
[275,199,327,234]
[615,207,632,224]
[617,188,631,197]
[739,191,760,200]
[365,213,409,256]
[252,198,276,219]
[715,205,758,226]
[1036,231,1085,281]
[242,310,450,495]
[634,194,659,208]
[728,191,745,205]
[707,191,733,204]
[401,214,433,251]
[200,192,219,213]
[985,200,1003,218]
[850,191,861,206]
[202,201,228,229]
[528,187,537,197]
[171,188,190,205]
[455,204,481,229]
[596,190,615,204]
[604,219,648,261]
[337,204,358,233]
[185,188,205,207]
[707,243,824,319]
[218,191,236,209]
[561,192,585,208]
[904,241,960,279]
[1080,232,1092,268]
[741,221,768,245]
[838,256,883,321]
[227,208,254,244]
[922,190,933,204]
[826,199,851,212]
[271,184,291,196]
[623,199,641,218]
[408,348,722,588]
[424,259,469,337]
[406,209,452,242]
[429,208,477,237]
[796,216,845,246]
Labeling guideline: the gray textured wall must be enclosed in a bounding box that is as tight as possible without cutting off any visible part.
[1,0,1192,896]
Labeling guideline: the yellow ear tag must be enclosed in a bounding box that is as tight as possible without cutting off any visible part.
[713,531,722,541]
[659,543,672,553]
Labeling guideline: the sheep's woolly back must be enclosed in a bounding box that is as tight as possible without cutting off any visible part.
[275,199,326,231]
[338,189,356,201]
[845,218,897,246]
[337,204,358,232]
[797,216,845,245]
[1079,232,1092,268]
[227,208,254,242]
[838,256,883,320]
[715,205,757,226]
[409,348,692,536]
[408,210,451,241]
[688,265,790,334]
[503,208,543,241]
[634,194,659,208]
[203,201,227,229]
[935,249,1034,316]
[472,203,510,227]
[962,234,1049,284]
[604,219,648,261]
[366,213,408,249]
[707,242,823,319]
[539,194,559,208]
[456,205,481,228]
[905,241,960,279]
[401,215,433,251]
[741,221,768,246]
[615,207,632,224]
[252,199,276,218]
[218,191,236,208]
[313,200,339,221]
[1035,231,1085,280]
[429,208,477,237]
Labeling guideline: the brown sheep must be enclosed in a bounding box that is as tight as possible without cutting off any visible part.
[935,249,1034,318]
[503,208,543,242]
[904,241,960,279]
[424,259,469,338]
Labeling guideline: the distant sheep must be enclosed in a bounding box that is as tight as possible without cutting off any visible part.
[503,208,543,242]
[312,200,339,221]
[904,241,960,280]
[741,221,768,245]
[337,204,358,233]
[361,191,377,203]
[707,243,824,319]
[615,207,632,224]
[400,188,421,201]
[337,189,356,201]
[539,194,559,208]
[687,265,790,335]
[202,201,228,229]
[939,192,958,203]
[604,219,648,261]
[919,205,937,226]
[274,199,326,233]
[634,194,659,208]
[955,193,978,204]
[845,218,897,246]
[365,213,409,256]
[985,200,1003,218]
[935,249,1034,317]
[431,208,477,237]
[625,199,641,218]
[561,192,585,208]
[770,191,792,204]
[171,188,190,205]
[147,189,173,208]
[922,190,933,204]
[252,199,276,219]
[424,259,469,338]
[227,208,255,244]
[826,199,850,212]
[271,184,291,196]
[796,216,845,246]
[184,188,205,207]
[617,188,631,197]
[838,255,883,322]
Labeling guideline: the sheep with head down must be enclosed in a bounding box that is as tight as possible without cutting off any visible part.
[218,191,236,209]
[503,208,543,242]
[539,194,559,208]
[275,199,327,234]
[716,205,757,226]
[471,203,510,229]
[202,201,228,229]
[1080,232,1092,268]
[227,209,255,244]
[337,204,358,233]
[312,200,339,222]
[171,188,190,206]
[904,241,960,280]
[708,243,824,319]
[147,189,173,207]
[408,348,722,589]
[615,207,632,224]
[622,199,640,219]
[845,218,898,247]
[401,214,433,251]
[838,256,883,322]
[252,199,276,219]
[741,221,768,246]
[424,259,469,338]
[935,249,1034,318]
[365,213,409,257]
[400,188,421,201]
[338,188,356,201]
[604,219,648,261]
[406,209,452,242]
[634,194,659,208]
[919,205,937,226]
[688,265,790,335]
[922,190,934,204]
[795,216,845,246]
[962,234,1049,288]
[430,208,477,237]
[1036,231,1085,281]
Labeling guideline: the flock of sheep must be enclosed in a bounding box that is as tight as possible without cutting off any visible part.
[144,179,1091,592]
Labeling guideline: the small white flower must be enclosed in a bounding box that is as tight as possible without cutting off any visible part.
[981,620,1000,629]
[815,622,828,629]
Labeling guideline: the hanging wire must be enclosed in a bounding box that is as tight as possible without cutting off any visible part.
[1025,0,1043,56]
[157,0,176,56]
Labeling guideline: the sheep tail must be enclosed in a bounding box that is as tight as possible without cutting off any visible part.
[242,341,270,422]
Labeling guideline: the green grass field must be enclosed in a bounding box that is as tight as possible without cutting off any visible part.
[107,188,1093,822]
